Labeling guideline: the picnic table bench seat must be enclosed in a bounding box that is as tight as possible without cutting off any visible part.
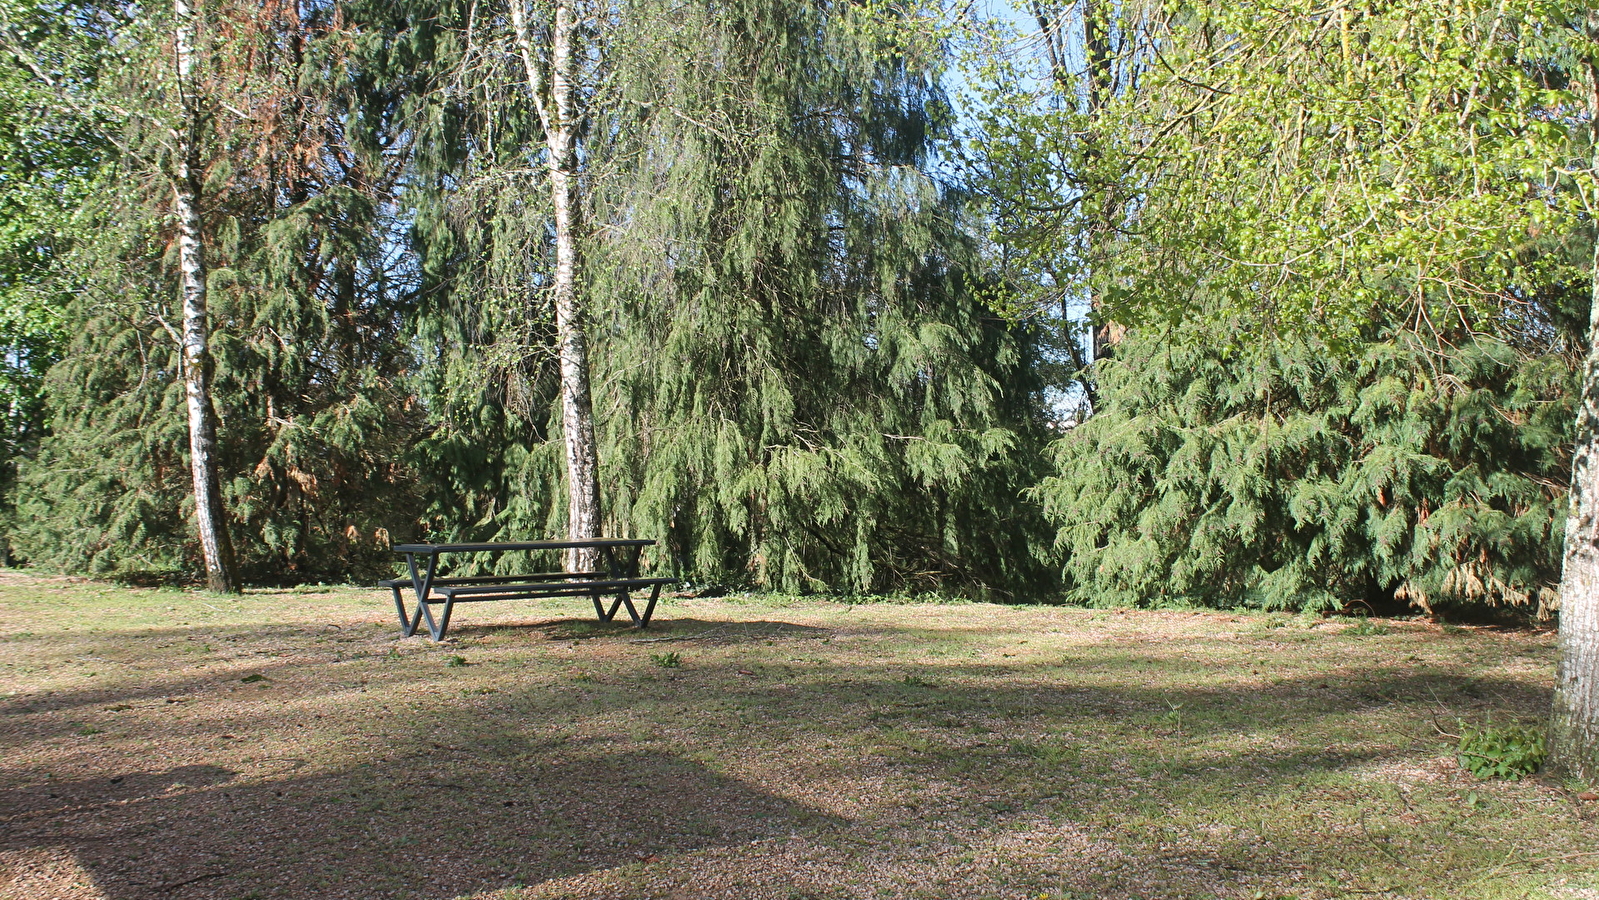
[383,540,675,641]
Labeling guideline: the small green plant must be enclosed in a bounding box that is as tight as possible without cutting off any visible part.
[444,655,469,668]
[1010,740,1079,767]
[75,723,103,736]
[901,673,934,688]
[1457,721,1546,780]
[1347,614,1388,636]
[1160,700,1185,734]
[240,673,266,683]
[650,651,681,668]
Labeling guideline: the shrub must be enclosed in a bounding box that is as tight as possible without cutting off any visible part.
[1457,722,1546,780]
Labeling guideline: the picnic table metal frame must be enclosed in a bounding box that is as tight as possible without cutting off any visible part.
[384,539,673,641]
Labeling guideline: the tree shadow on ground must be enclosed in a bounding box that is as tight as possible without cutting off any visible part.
[0,608,1567,900]
[1,750,830,900]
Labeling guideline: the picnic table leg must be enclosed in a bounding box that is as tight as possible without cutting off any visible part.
[428,595,456,641]
[588,545,620,623]
[591,590,613,622]
[600,589,641,626]
[390,583,410,632]
[635,581,663,628]
[405,552,441,640]
[596,543,647,626]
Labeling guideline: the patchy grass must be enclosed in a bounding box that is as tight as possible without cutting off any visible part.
[0,571,1593,900]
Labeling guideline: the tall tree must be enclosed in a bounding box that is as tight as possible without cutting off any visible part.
[508,0,602,570]
[0,0,107,561]
[413,0,1056,596]
[1094,0,1599,778]
[962,1,1157,414]
[1026,0,1147,363]
[170,0,237,592]
[584,0,1053,595]
[15,0,441,584]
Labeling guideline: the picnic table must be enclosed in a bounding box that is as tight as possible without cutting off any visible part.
[382,539,676,641]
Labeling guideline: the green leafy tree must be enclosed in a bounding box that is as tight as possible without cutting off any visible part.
[1091,0,1599,779]
[0,0,112,562]
[958,1,1158,413]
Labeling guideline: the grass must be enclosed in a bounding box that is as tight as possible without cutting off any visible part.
[0,571,1593,900]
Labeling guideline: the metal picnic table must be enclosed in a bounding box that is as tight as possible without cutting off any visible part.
[382,539,675,641]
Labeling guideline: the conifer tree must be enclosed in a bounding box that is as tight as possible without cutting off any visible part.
[412,0,1055,595]
[1040,314,1581,616]
[16,0,445,583]
[586,0,1053,594]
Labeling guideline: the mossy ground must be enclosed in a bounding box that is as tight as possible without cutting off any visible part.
[0,572,1592,899]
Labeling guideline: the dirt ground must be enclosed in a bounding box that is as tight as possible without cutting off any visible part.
[1,572,1593,900]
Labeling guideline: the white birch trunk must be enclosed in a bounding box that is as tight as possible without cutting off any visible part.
[1550,239,1599,784]
[173,0,238,593]
[1548,23,1599,785]
[512,0,603,572]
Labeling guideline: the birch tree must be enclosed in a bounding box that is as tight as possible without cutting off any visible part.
[170,0,237,592]
[508,0,602,570]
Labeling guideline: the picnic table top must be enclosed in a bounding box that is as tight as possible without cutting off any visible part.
[393,539,656,554]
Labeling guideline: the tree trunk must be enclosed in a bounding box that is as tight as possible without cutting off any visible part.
[1550,237,1599,784]
[1548,18,1599,786]
[1031,0,1123,403]
[1081,0,1124,366]
[173,0,238,593]
[512,0,603,572]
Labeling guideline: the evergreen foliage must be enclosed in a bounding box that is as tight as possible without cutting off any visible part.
[14,0,443,582]
[7,0,1582,618]
[409,0,1057,597]
[1039,317,1581,616]
[6,0,1053,597]
[588,0,1054,596]
[0,0,113,560]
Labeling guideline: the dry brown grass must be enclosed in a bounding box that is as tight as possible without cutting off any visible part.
[1,572,1593,900]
